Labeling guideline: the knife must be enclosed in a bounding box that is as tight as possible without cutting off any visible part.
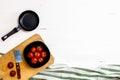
[14,50,22,79]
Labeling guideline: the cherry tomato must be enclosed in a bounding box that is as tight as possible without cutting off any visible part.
[31,57,38,64]
[38,57,44,63]
[34,52,41,58]
[41,51,47,58]
[31,47,36,52]
[10,70,16,77]
[27,52,34,58]
[37,46,43,52]
[8,62,14,69]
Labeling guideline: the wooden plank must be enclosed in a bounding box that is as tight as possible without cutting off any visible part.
[0,34,54,80]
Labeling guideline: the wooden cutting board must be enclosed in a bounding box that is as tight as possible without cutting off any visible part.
[0,34,54,80]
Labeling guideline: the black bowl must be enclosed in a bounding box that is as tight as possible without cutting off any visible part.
[23,41,50,68]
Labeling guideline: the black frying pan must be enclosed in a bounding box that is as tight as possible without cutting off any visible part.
[1,10,39,41]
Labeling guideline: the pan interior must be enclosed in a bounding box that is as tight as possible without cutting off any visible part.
[19,12,39,31]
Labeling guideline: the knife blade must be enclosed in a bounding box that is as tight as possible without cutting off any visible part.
[14,50,22,79]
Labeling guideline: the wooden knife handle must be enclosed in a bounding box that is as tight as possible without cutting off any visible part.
[16,63,21,79]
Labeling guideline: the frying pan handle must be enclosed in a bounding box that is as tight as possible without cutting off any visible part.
[1,27,21,41]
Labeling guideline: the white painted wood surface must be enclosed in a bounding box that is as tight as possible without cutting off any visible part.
[0,0,120,68]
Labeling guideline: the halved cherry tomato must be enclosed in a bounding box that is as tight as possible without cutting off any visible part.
[31,57,38,64]
[37,46,43,52]
[41,51,47,58]
[34,52,41,58]
[38,57,44,63]
[27,52,34,58]
[31,47,36,52]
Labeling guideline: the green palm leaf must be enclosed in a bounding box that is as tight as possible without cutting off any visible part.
[72,67,105,74]
[101,68,120,72]
[36,73,90,80]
